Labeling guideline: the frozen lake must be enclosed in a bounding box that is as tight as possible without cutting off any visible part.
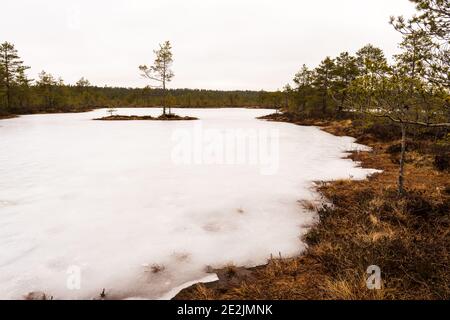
[0,108,376,299]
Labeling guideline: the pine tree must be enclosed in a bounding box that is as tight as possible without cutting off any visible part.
[15,67,32,110]
[76,77,92,106]
[331,52,359,113]
[313,57,336,114]
[139,41,174,115]
[293,64,314,112]
[36,71,58,108]
[390,0,449,87]
[0,42,30,111]
[355,44,388,77]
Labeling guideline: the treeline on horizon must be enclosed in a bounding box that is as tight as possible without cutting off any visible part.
[1,0,448,121]
[0,63,283,115]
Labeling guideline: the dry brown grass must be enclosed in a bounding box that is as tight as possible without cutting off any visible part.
[0,114,18,120]
[176,116,449,300]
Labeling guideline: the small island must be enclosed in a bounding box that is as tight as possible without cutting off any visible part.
[94,113,198,121]
[94,41,197,122]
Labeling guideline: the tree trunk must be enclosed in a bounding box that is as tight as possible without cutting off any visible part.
[5,66,10,111]
[398,123,407,195]
[6,83,10,111]
[162,60,167,115]
[162,81,166,115]
[322,90,327,114]
[338,91,346,113]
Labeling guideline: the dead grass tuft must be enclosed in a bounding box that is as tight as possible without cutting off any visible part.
[148,264,165,274]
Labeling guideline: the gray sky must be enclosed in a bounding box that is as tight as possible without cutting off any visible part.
[2,0,417,90]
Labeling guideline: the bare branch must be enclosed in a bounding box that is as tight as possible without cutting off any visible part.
[362,111,450,127]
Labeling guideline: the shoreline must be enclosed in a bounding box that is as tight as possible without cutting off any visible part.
[0,114,18,120]
[0,108,95,120]
[174,112,450,300]
[0,106,277,120]
[93,114,199,121]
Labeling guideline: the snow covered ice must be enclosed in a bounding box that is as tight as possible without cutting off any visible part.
[0,108,377,299]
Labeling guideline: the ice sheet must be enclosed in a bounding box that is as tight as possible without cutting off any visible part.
[0,108,376,299]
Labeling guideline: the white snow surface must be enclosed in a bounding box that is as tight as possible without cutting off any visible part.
[0,108,377,299]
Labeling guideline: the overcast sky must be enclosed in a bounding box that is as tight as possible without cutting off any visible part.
[2,0,417,90]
